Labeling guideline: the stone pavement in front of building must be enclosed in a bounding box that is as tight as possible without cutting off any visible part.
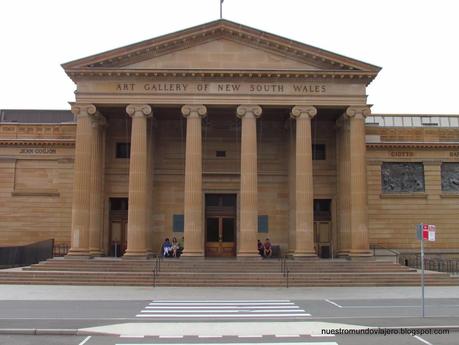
[1,284,459,301]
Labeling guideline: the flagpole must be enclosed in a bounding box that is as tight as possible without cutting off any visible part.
[220,0,223,19]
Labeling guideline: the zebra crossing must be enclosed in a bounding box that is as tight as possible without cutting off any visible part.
[136,299,311,319]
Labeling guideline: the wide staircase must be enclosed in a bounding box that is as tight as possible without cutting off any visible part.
[1,257,459,286]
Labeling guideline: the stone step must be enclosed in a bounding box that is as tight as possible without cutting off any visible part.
[2,257,457,287]
[23,266,414,273]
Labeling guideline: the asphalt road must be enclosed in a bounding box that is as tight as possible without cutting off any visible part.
[0,298,458,345]
[0,333,458,345]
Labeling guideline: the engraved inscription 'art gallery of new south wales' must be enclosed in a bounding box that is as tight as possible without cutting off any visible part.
[1,20,458,259]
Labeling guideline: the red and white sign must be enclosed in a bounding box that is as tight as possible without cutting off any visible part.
[428,225,436,241]
[422,224,429,240]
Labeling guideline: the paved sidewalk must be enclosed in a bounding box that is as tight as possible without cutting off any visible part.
[1,285,459,301]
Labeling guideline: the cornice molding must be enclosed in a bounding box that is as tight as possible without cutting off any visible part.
[367,142,459,149]
[65,68,375,84]
[0,139,75,147]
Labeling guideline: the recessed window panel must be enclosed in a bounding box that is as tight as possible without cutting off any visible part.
[206,218,219,242]
[312,144,326,160]
[258,215,269,233]
[116,143,130,159]
[222,218,235,242]
[173,214,184,232]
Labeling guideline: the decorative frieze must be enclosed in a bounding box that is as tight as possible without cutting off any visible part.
[441,163,459,192]
[381,162,425,193]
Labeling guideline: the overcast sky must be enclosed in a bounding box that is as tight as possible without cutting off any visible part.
[1,0,458,114]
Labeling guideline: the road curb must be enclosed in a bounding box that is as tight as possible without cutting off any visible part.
[0,329,79,335]
[0,326,458,336]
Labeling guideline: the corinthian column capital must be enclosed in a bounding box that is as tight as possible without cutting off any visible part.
[290,105,317,120]
[345,106,371,120]
[71,103,97,119]
[236,105,262,119]
[126,104,152,118]
[181,104,207,118]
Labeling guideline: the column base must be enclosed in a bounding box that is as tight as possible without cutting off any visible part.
[66,248,91,258]
[181,251,205,258]
[348,249,373,258]
[336,250,350,258]
[237,251,259,257]
[122,250,153,260]
[292,250,317,258]
[89,250,104,257]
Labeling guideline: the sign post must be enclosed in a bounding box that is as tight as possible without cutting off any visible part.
[416,223,436,318]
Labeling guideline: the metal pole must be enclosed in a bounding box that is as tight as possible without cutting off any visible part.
[220,0,222,19]
[421,236,425,318]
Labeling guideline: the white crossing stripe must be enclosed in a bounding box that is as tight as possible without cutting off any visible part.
[116,343,339,345]
[158,335,184,339]
[413,335,433,345]
[152,299,291,302]
[78,336,92,345]
[146,305,300,309]
[136,299,311,319]
[150,301,294,306]
[140,309,306,313]
[119,335,144,338]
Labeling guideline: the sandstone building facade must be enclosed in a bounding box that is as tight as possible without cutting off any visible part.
[1,20,458,258]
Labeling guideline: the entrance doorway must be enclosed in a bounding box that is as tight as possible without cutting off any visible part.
[313,199,332,258]
[205,194,237,257]
[109,197,128,257]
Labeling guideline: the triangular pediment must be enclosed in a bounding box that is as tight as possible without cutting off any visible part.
[63,19,380,79]
[124,38,321,70]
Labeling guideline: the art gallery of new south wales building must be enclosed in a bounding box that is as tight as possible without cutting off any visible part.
[1,20,459,274]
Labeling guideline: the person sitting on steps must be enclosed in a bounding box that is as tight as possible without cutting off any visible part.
[171,237,180,258]
[263,238,272,258]
[162,238,172,257]
[257,239,264,257]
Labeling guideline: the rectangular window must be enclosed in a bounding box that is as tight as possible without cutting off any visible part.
[258,215,269,233]
[172,214,184,232]
[216,150,226,157]
[312,144,326,160]
[441,163,459,192]
[116,143,130,159]
[381,162,425,193]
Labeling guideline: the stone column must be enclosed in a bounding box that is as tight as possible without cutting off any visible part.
[67,104,97,257]
[287,119,296,255]
[336,116,351,256]
[291,105,317,257]
[181,105,207,257]
[89,113,106,256]
[237,105,262,256]
[346,106,372,256]
[124,104,153,258]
